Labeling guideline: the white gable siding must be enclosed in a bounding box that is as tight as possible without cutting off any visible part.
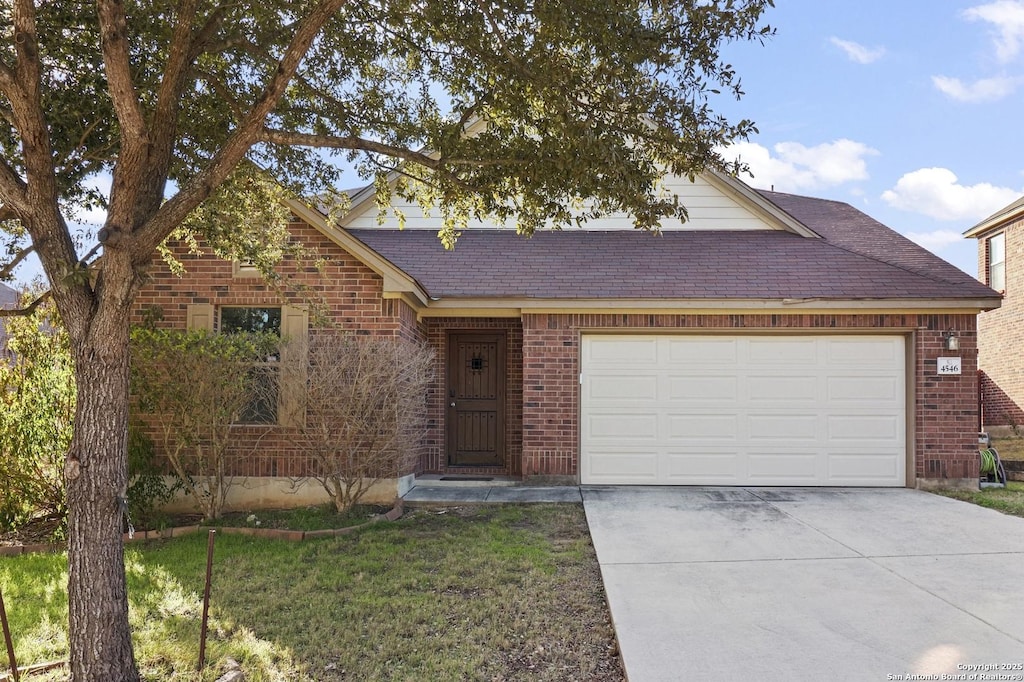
[342,174,774,231]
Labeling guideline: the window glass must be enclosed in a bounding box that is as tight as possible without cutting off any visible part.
[221,307,282,335]
[221,307,281,424]
[990,233,1006,292]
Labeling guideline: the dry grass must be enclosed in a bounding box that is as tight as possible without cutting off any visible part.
[0,504,623,681]
[989,436,1024,461]
[932,481,1024,519]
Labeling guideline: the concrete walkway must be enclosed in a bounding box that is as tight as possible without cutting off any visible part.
[583,486,1024,682]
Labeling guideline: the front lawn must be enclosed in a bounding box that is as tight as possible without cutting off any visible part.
[932,481,1024,519]
[207,503,392,532]
[0,504,622,681]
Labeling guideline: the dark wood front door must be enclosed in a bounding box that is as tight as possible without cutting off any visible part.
[447,332,506,466]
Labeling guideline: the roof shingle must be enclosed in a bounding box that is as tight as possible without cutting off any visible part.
[345,192,997,302]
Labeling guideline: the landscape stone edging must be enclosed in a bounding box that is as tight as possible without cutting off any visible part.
[0,502,404,556]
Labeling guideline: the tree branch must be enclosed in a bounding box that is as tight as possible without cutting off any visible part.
[154,0,200,130]
[96,0,151,226]
[0,155,28,216]
[259,128,442,168]
[95,0,148,143]
[0,62,19,99]
[6,0,91,332]
[0,288,49,317]
[0,243,34,280]
[133,0,348,257]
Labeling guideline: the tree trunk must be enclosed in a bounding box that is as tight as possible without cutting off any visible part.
[66,308,140,682]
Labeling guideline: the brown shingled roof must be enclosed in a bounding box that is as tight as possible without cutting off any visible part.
[345,193,998,303]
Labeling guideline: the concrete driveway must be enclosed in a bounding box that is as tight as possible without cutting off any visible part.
[583,487,1024,681]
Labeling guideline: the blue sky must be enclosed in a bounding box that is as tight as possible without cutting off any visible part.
[12,0,1024,284]
[714,0,1024,278]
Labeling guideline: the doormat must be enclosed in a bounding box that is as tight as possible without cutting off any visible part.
[439,476,494,482]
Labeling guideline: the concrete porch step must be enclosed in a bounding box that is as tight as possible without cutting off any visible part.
[403,478,582,504]
[411,474,520,488]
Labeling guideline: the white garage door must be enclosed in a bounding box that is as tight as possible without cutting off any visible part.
[580,335,906,486]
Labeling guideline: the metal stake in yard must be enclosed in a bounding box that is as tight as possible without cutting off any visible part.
[198,529,217,671]
[0,585,19,682]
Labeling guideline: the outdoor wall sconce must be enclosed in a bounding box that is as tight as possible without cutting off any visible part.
[944,330,960,352]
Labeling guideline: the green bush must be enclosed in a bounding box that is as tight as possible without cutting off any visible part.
[130,327,282,520]
[0,300,73,537]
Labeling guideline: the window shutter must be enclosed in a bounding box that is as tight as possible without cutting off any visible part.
[279,305,309,428]
[186,303,215,332]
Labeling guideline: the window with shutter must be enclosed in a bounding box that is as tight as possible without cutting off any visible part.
[989,232,1005,292]
[187,303,307,427]
[221,307,282,424]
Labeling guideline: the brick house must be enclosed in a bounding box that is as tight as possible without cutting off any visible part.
[965,195,1024,429]
[135,170,999,508]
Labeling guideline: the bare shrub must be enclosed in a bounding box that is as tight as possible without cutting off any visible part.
[130,328,281,520]
[297,332,433,512]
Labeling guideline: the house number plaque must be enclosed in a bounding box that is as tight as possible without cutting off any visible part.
[937,357,962,375]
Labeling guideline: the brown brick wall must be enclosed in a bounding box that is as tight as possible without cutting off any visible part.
[977,217,1024,428]
[135,217,981,486]
[520,312,979,485]
[132,218,428,478]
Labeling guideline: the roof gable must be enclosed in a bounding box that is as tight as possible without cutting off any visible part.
[339,169,819,238]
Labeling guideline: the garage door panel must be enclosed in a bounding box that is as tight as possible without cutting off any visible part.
[827,338,901,364]
[585,412,659,440]
[747,375,818,402]
[581,334,907,487]
[666,414,739,440]
[587,374,658,401]
[586,337,660,365]
[827,452,901,481]
[826,414,902,441]
[746,338,818,364]
[827,375,902,403]
[747,453,819,481]
[666,375,739,402]
[664,452,741,480]
[586,451,659,482]
[666,338,738,363]
[747,414,819,441]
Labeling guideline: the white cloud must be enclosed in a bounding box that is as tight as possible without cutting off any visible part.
[932,74,1021,101]
[903,229,967,251]
[829,37,886,64]
[722,139,879,192]
[881,167,1022,221]
[964,0,1024,62]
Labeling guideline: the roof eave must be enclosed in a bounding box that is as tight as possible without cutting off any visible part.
[415,296,1001,317]
[964,197,1024,238]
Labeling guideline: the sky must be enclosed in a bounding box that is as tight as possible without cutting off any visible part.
[713,0,1024,278]
[10,0,1024,284]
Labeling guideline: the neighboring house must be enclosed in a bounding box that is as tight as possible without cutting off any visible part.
[0,281,17,360]
[965,195,1024,429]
[134,170,999,508]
